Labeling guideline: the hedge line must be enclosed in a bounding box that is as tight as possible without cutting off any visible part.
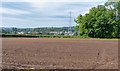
[1,34,74,38]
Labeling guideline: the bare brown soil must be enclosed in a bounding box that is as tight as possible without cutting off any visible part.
[2,38,118,69]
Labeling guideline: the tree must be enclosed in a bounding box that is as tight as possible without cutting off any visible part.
[75,1,119,38]
[12,27,18,34]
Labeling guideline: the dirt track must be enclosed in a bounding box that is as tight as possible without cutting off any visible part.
[2,38,118,69]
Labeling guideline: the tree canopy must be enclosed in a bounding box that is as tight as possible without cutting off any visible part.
[75,1,120,38]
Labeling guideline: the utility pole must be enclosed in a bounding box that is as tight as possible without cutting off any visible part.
[69,11,72,32]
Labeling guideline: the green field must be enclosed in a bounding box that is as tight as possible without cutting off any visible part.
[1,34,119,40]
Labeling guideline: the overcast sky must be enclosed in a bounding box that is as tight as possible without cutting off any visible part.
[0,0,107,28]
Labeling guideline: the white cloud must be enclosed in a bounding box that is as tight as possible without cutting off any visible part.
[1,1,107,28]
[2,17,34,27]
[2,17,70,28]
[0,7,31,15]
[30,2,48,9]
[99,2,105,5]
[2,0,107,2]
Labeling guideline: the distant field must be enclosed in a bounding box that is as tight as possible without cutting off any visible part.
[2,38,118,69]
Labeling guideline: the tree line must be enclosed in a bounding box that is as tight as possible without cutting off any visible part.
[74,1,120,38]
[1,27,75,35]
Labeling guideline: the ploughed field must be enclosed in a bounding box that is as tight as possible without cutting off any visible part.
[2,38,118,69]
